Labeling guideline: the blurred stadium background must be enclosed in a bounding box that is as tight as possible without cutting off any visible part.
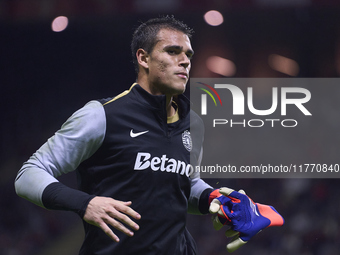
[2,0,340,254]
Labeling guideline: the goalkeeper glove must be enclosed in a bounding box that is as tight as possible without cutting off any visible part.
[209,187,284,253]
[209,188,233,228]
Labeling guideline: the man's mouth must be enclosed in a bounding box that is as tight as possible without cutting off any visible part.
[176,72,188,79]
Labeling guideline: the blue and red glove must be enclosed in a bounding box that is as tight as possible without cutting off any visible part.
[208,188,232,227]
[209,187,284,253]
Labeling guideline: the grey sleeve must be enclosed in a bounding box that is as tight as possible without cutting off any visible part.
[187,177,213,215]
[14,100,106,207]
[187,110,213,214]
[188,145,213,215]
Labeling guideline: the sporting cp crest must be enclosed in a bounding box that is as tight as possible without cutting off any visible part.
[182,130,192,152]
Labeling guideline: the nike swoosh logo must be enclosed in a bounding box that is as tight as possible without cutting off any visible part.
[130,129,149,138]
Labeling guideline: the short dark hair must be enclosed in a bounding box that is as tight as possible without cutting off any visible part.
[131,15,194,74]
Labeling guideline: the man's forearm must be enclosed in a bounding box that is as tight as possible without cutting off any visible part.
[42,182,95,218]
[188,178,213,215]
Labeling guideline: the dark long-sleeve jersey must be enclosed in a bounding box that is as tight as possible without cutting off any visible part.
[15,84,213,254]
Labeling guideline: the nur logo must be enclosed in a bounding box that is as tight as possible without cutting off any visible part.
[196,82,222,115]
[194,79,312,128]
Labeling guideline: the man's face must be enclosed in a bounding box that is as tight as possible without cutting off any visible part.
[146,28,194,96]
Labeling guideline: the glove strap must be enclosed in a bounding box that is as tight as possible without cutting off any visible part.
[257,203,285,227]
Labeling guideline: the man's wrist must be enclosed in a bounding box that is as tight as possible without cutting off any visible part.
[42,182,95,218]
[198,188,214,214]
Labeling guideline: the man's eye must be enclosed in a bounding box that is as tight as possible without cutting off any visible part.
[168,50,176,55]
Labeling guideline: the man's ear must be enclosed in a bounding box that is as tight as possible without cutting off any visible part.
[136,49,149,69]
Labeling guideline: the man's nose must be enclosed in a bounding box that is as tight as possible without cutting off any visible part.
[179,53,190,68]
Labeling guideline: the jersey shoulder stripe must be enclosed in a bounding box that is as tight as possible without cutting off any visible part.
[102,83,137,106]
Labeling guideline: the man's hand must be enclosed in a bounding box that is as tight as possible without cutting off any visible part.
[83,196,141,242]
[209,188,284,253]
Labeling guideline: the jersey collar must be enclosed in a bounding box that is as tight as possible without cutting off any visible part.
[131,83,191,121]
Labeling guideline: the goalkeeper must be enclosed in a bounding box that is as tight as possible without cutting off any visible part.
[15,16,283,254]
